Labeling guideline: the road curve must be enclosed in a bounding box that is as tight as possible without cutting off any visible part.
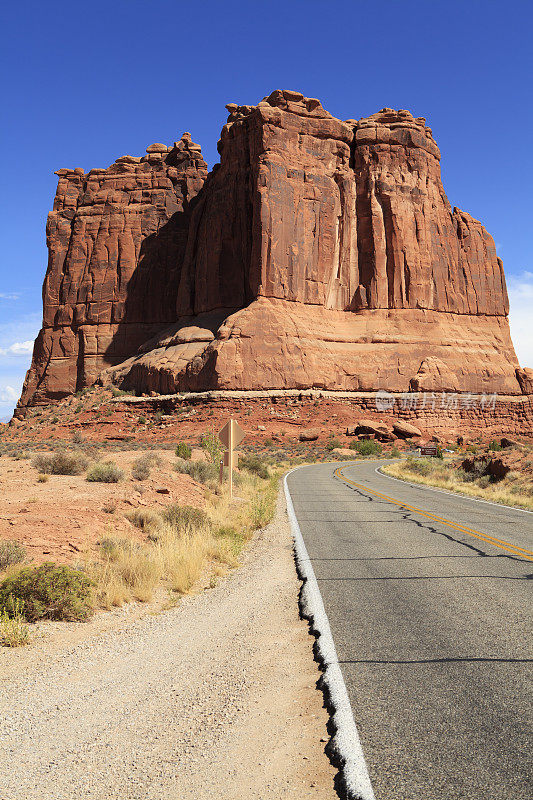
[287,460,533,800]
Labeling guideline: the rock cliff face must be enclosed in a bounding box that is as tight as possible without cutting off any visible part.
[19,90,527,410]
[19,134,207,406]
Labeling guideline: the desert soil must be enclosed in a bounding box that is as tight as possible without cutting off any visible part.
[0,449,205,564]
[0,490,338,799]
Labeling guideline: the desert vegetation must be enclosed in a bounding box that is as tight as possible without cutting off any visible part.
[383,448,533,511]
[0,439,279,638]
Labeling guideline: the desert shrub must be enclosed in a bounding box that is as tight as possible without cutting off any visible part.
[163,504,210,533]
[126,508,163,536]
[175,442,192,460]
[51,417,59,424]
[102,499,117,514]
[111,387,128,397]
[175,458,218,485]
[0,563,93,621]
[239,453,270,479]
[0,540,26,571]
[137,416,146,425]
[32,451,89,476]
[131,454,152,481]
[86,461,124,483]
[214,524,238,539]
[0,598,30,647]
[476,475,491,488]
[489,440,503,451]
[200,431,224,464]
[349,439,383,456]
[326,438,342,452]
[37,473,49,483]
[263,438,273,447]
[403,457,433,476]
[72,431,84,444]
[390,447,401,458]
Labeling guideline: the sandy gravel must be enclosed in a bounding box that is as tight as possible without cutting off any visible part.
[0,491,337,800]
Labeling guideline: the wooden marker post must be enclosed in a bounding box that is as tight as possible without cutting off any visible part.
[218,418,246,498]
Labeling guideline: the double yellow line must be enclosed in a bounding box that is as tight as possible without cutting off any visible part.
[334,466,533,562]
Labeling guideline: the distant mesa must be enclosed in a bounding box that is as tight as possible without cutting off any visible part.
[16,89,531,426]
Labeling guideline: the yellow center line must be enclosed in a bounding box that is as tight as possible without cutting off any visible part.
[334,466,533,562]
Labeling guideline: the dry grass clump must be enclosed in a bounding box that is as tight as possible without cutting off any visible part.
[0,540,26,571]
[383,456,533,511]
[89,461,281,610]
[32,450,89,475]
[1,599,30,647]
[86,460,124,483]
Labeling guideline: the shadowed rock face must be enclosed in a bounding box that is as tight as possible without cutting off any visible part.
[19,90,527,409]
[19,134,208,406]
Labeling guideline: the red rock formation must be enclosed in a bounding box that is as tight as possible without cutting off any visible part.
[19,134,207,406]
[19,90,529,412]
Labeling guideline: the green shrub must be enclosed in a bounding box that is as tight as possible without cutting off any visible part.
[390,447,401,458]
[86,461,124,483]
[348,439,383,456]
[176,442,192,460]
[326,438,342,452]
[111,387,128,397]
[489,440,503,452]
[32,451,89,475]
[51,417,59,424]
[163,504,210,532]
[0,540,26,571]
[0,563,93,622]
[175,458,218,485]
[37,473,49,483]
[200,432,224,464]
[137,416,147,425]
[239,453,270,479]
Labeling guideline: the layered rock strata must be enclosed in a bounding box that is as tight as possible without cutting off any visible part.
[19,90,528,412]
[19,134,207,405]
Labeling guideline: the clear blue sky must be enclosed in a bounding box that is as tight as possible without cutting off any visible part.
[1,0,532,417]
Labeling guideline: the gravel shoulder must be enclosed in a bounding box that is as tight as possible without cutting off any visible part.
[0,488,337,800]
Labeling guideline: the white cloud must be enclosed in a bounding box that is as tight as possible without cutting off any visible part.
[0,340,34,357]
[507,270,533,369]
[0,293,20,300]
[0,385,18,403]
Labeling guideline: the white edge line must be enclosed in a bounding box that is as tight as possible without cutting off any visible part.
[284,467,376,800]
[375,465,533,515]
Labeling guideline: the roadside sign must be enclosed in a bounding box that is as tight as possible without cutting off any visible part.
[219,419,246,449]
[421,444,438,456]
[218,419,246,497]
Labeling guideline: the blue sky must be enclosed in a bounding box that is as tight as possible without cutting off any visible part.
[1,0,532,418]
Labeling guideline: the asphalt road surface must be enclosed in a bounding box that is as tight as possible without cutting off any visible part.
[287,460,533,800]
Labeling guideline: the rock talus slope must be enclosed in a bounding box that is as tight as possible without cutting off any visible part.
[19,90,528,410]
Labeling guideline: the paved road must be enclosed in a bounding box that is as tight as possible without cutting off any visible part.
[287,460,533,800]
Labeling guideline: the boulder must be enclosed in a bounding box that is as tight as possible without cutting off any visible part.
[393,421,423,439]
[299,428,320,442]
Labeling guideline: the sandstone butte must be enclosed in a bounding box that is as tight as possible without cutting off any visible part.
[17,89,533,425]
